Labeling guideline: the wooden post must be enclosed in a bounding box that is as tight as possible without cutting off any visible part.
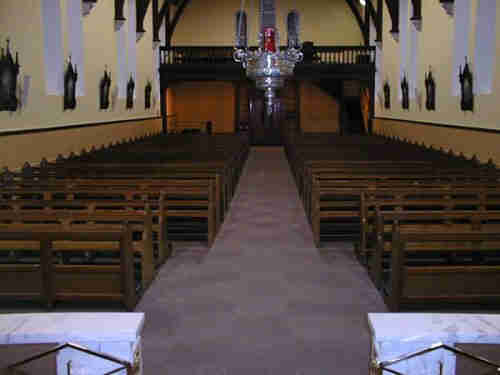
[152,0,159,44]
[120,225,136,311]
[370,207,384,287]
[234,82,241,133]
[160,83,168,134]
[295,80,301,133]
[390,220,404,312]
[142,208,155,289]
[40,238,53,310]
[208,181,216,247]
[368,71,375,134]
[376,0,383,43]
[365,0,371,46]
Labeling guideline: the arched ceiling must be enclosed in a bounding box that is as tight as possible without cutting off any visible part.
[128,0,416,47]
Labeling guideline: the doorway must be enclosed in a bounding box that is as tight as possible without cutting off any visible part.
[248,90,283,146]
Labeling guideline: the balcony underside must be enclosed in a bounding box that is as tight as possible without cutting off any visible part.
[160,63,375,83]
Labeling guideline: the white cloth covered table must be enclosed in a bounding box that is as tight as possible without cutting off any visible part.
[0,313,144,375]
[368,313,500,375]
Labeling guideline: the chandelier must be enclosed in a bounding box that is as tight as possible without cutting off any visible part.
[233,0,303,108]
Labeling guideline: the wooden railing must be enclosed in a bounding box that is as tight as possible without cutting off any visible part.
[160,45,375,66]
[311,46,375,65]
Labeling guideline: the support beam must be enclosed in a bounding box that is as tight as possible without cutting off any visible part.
[410,0,422,30]
[137,0,151,34]
[115,0,126,22]
[167,0,191,45]
[376,0,383,42]
[385,0,399,34]
[366,0,380,34]
[160,83,168,134]
[153,0,160,42]
[365,0,371,43]
[345,0,369,45]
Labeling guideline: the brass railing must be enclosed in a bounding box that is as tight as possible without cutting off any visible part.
[7,342,139,375]
[371,342,500,375]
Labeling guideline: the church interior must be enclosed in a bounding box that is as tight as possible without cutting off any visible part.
[1,0,500,374]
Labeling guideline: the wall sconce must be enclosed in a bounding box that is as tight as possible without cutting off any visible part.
[82,0,98,17]
[0,39,20,112]
[401,74,409,110]
[99,66,111,110]
[439,0,454,16]
[383,80,391,110]
[126,75,135,109]
[63,56,78,111]
[424,67,436,111]
[459,57,473,111]
[145,80,152,110]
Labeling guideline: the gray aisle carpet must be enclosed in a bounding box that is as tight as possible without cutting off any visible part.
[137,147,387,375]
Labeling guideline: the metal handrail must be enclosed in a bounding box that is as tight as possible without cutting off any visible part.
[373,342,500,375]
[7,342,139,375]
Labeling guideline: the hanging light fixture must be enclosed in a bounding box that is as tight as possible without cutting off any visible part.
[234,0,303,111]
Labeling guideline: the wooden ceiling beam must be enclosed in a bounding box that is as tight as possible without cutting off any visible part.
[385,0,399,34]
[345,0,369,45]
[167,0,191,45]
[137,0,151,33]
[115,0,126,22]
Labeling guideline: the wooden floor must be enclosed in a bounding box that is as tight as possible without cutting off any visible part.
[136,147,387,374]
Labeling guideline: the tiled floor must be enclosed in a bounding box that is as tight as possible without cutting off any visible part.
[136,147,387,375]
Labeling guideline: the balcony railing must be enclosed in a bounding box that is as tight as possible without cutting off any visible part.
[160,45,375,66]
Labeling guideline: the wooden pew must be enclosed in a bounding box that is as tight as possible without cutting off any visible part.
[0,189,167,271]
[0,207,156,291]
[381,225,500,311]
[369,210,500,291]
[359,186,500,261]
[0,221,137,310]
[309,178,500,247]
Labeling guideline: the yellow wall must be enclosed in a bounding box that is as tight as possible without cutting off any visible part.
[300,82,339,133]
[0,118,162,170]
[374,118,500,165]
[376,1,500,130]
[0,0,159,133]
[173,0,363,46]
[374,1,500,166]
[170,82,235,133]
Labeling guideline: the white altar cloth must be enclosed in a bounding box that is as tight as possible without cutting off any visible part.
[368,313,500,375]
[0,313,144,375]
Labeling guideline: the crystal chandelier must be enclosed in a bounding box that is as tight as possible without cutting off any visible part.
[234,0,303,109]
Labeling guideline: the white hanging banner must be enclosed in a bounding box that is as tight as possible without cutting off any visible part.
[409,13,419,99]
[41,0,64,95]
[399,0,409,100]
[474,0,497,95]
[116,18,128,99]
[128,0,137,95]
[452,0,471,96]
[67,0,85,97]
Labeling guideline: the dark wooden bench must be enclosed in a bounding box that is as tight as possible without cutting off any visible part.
[0,219,137,310]
[380,225,500,311]
[0,188,168,269]
[359,186,500,261]
[369,210,500,292]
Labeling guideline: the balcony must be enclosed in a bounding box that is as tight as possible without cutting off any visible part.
[159,45,376,82]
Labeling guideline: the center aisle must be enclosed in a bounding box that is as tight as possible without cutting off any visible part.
[137,147,387,375]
